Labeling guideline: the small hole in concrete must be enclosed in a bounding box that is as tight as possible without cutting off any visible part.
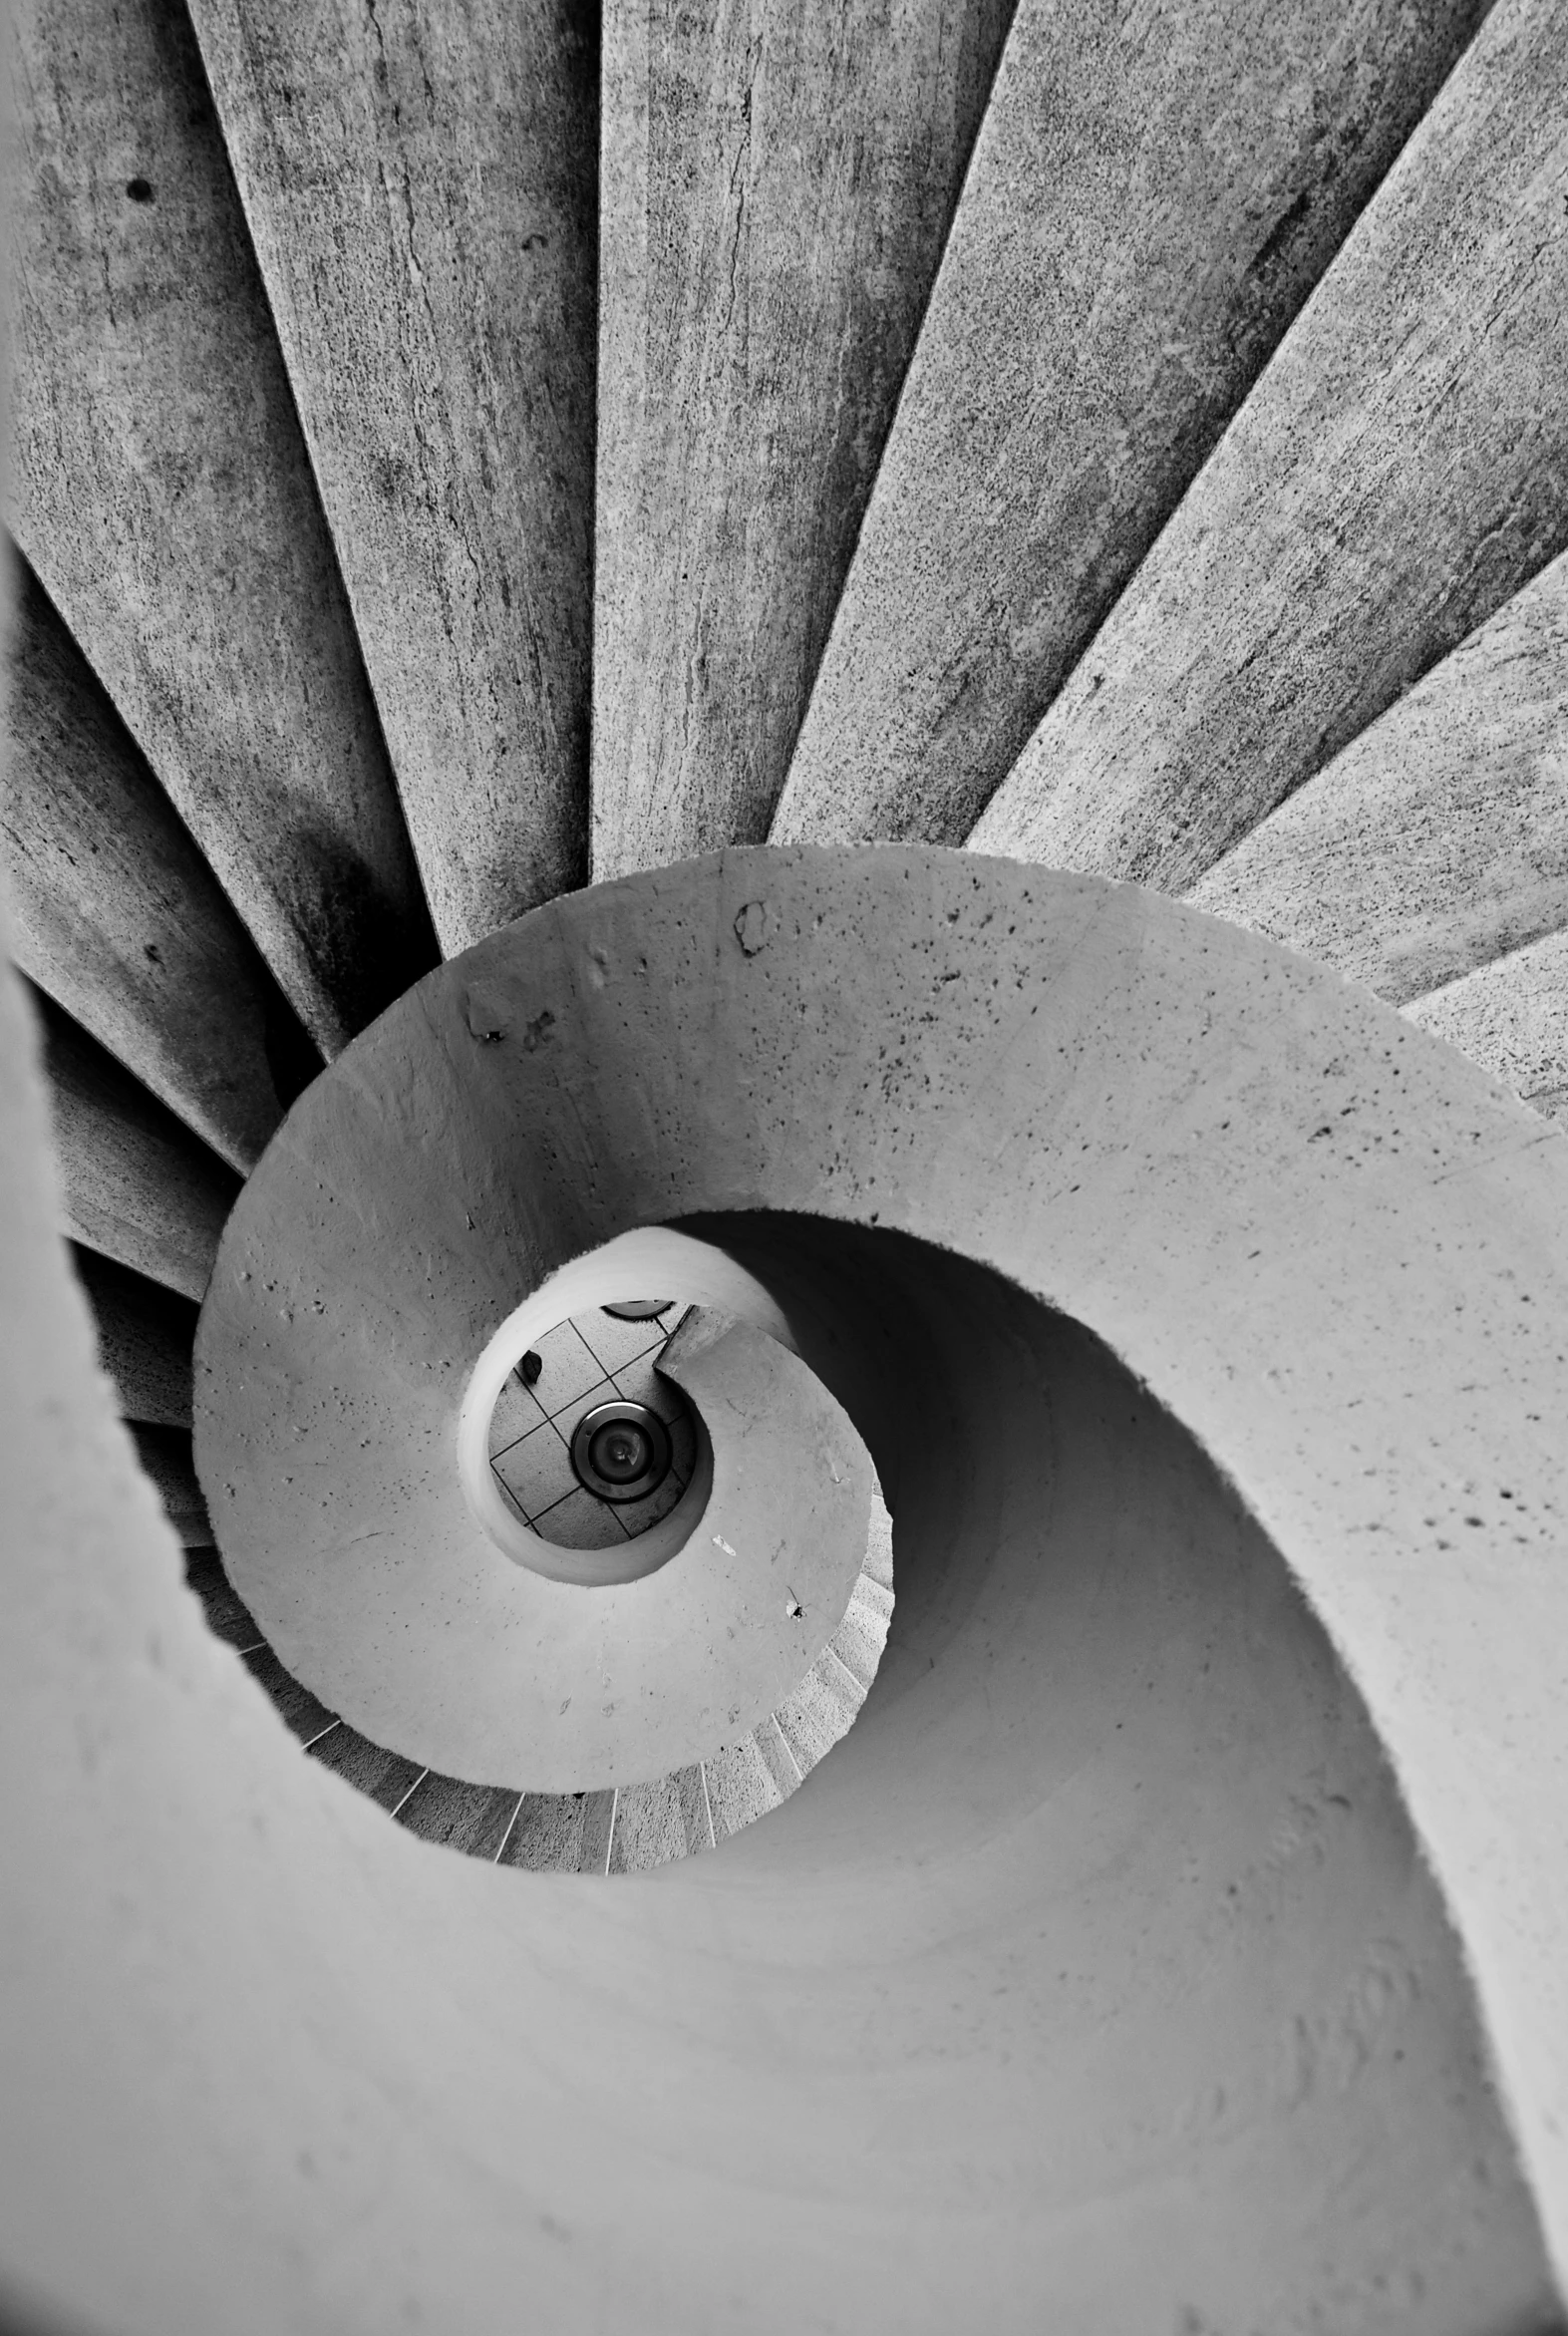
[126,176,155,202]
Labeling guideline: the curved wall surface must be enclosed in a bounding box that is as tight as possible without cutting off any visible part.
[3,845,1567,2332]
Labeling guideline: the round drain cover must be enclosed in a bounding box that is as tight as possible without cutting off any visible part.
[602,1299,673,1321]
[570,1400,673,1503]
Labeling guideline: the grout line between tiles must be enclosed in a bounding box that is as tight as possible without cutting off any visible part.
[603,1788,619,1875]
[699,1761,717,1850]
[301,1718,342,1751]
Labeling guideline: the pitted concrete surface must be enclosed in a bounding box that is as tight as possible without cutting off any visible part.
[972,0,1568,891]
[188,0,599,951]
[590,0,1013,878]
[1188,545,1568,1009]
[772,0,1486,852]
[2,561,306,1174]
[8,0,435,1051]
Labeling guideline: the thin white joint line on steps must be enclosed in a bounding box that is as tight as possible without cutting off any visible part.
[235,1640,267,1657]
[389,1769,429,1821]
[301,1718,341,1752]
[493,1792,525,1865]
[773,1718,803,1784]
[823,1642,867,1700]
[603,1789,619,1875]
[699,1761,717,1849]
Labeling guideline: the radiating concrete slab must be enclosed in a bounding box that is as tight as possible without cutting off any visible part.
[8,0,435,1051]
[772,0,1487,850]
[186,0,599,953]
[1406,925,1568,1124]
[34,986,239,1302]
[2,556,316,1172]
[1187,548,1568,1007]
[590,0,1014,878]
[971,0,1568,891]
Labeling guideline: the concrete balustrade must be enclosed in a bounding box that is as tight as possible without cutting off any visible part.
[5,848,1565,2329]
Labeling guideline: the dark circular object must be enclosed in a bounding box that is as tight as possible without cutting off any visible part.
[601,1299,673,1321]
[126,176,155,202]
[570,1400,673,1504]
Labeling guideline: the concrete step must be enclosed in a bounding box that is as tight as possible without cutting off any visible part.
[72,1244,197,1429]
[971,0,1568,892]
[3,557,319,1172]
[590,0,1013,879]
[773,0,1488,853]
[1187,545,1568,1018]
[186,0,599,955]
[8,0,436,1053]
[35,986,239,1301]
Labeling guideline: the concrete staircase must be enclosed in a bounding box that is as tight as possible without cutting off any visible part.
[5,0,1568,2324]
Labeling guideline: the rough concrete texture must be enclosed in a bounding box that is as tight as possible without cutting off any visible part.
[771,0,1488,852]
[128,1422,211,1545]
[1406,924,1568,1126]
[70,1243,197,1428]
[971,0,1568,891]
[3,849,1566,2329]
[590,0,1014,879]
[199,1239,873,1785]
[2,556,316,1171]
[35,986,239,1302]
[186,0,599,953]
[1187,546,1568,1008]
[7,0,436,1051]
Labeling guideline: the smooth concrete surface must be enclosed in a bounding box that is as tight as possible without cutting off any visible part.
[590,0,1013,878]
[971,0,1568,891]
[8,0,436,1053]
[772,0,1487,852]
[200,1203,873,1784]
[36,986,240,1303]
[187,0,598,954]
[1406,925,1568,1126]
[3,851,1565,2330]
[2,558,312,1173]
[1188,546,1568,1010]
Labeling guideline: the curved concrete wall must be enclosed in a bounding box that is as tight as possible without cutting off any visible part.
[4,847,1567,2330]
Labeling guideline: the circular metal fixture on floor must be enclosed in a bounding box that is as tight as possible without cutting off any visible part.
[602,1299,673,1321]
[571,1400,672,1503]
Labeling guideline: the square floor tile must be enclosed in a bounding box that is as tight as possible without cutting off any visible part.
[550,1377,622,1452]
[611,1466,690,1535]
[574,1305,675,1376]
[530,1484,627,1550]
[528,1319,609,1420]
[491,1419,576,1520]
[489,1371,546,1457]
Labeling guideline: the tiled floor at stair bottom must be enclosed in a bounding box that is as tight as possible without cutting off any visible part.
[489,1309,697,1549]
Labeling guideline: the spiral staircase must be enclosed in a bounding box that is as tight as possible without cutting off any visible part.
[5,0,1568,2327]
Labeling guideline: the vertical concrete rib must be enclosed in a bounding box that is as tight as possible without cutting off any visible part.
[3,555,318,1173]
[184,0,600,953]
[1187,547,1568,1010]
[34,987,240,1303]
[590,0,1014,879]
[7,0,436,1054]
[772,0,1491,852]
[970,0,1568,890]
